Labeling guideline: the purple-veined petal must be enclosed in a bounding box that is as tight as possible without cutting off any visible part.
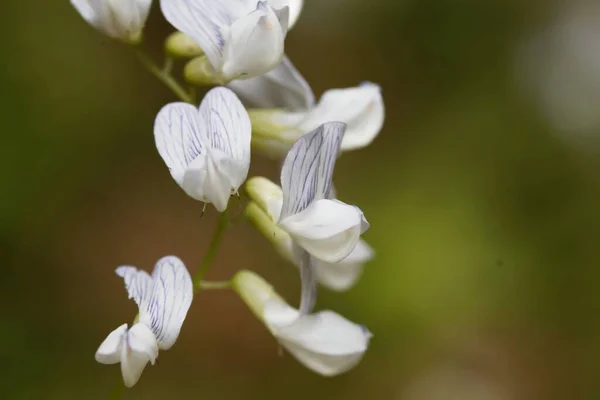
[116,266,152,309]
[160,0,258,72]
[279,122,346,220]
[139,256,193,350]
[197,87,251,191]
[154,102,205,184]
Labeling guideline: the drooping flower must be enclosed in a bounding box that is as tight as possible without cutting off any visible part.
[70,0,152,44]
[161,0,304,83]
[232,270,372,376]
[154,86,251,212]
[245,176,374,291]
[95,256,193,388]
[228,55,384,157]
[249,81,385,157]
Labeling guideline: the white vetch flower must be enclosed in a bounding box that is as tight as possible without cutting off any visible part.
[232,270,372,376]
[95,256,193,388]
[277,122,369,264]
[70,0,152,44]
[249,81,385,157]
[161,0,304,82]
[245,176,374,291]
[154,87,251,212]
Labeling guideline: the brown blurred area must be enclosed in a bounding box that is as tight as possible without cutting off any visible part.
[2,0,600,399]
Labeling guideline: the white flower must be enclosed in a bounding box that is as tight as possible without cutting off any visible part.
[70,0,152,44]
[154,87,251,212]
[249,81,384,157]
[160,0,303,82]
[245,176,374,291]
[232,270,372,376]
[276,122,369,264]
[95,256,193,388]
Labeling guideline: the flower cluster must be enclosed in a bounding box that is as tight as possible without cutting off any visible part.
[72,0,384,388]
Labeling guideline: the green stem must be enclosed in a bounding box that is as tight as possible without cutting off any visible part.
[193,209,230,289]
[197,280,231,290]
[134,48,194,103]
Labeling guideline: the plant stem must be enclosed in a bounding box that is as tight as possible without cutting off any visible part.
[197,280,231,290]
[134,48,194,103]
[193,209,230,289]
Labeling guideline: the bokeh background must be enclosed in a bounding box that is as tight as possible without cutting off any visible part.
[2,0,600,399]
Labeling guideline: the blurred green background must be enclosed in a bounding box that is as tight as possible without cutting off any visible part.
[2,0,600,399]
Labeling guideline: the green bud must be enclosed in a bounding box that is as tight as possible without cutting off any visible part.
[231,269,286,327]
[248,109,301,158]
[244,202,292,259]
[165,31,205,58]
[245,176,282,214]
[184,56,224,86]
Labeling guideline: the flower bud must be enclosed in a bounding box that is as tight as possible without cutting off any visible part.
[183,56,224,86]
[245,202,293,260]
[165,31,205,59]
[248,110,299,158]
[231,269,286,326]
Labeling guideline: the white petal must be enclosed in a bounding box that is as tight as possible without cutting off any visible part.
[71,0,97,26]
[268,0,304,29]
[314,239,374,291]
[263,299,301,330]
[279,122,346,220]
[127,323,159,365]
[107,0,152,39]
[139,256,193,350]
[72,0,151,42]
[178,87,251,210]
[95,323,127,365]
[197,87,251,192]
[159,0,248,72]
[279,199,363,263]
[120,327,153,388]
[266,305,372,376]
[228,55,315,110]
[154,102,205,184]
[291,82,384,151]
[181,152,229,210]
[116,266,153,309]
[221,2,286,80]
[273,6,290,37]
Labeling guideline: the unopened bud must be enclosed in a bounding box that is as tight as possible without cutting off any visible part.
[248,109,300,158]
[245,202,293,261]
[231,270,286,326]
[184,56,224,86]
[165,31,205,58]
